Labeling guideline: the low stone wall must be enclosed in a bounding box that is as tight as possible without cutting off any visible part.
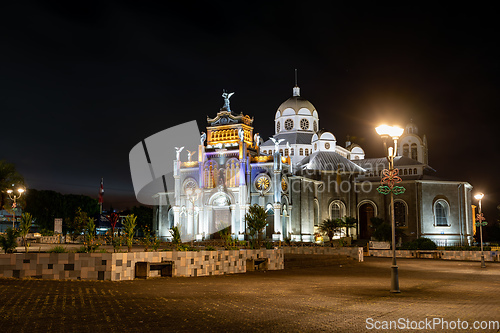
[0,249,283,281]
[369,249,500,262]
[283,247,364,262]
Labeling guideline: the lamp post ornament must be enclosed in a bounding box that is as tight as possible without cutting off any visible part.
[474,193,486,268]
[375,125,405,294]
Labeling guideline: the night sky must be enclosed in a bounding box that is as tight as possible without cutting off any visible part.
[1,3,499,219]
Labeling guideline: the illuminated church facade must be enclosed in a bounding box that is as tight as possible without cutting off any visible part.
[154,86,474,246]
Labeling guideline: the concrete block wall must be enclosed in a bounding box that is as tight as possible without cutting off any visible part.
[283,247,364,262]
[0,249,284,281]
[369,249,500,262]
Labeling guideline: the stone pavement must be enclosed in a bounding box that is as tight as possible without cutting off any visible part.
[0,257,499,332]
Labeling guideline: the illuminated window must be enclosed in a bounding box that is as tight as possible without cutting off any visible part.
[291,148,294,156]
[329,200,345,220]
[313,121,318,132]
[434,199,450,226]
[225,159,239,187]
[325,142,330,149]
[284,149,289,156]
[284,118,294,131]
[276,122,280,133]
[305,148,309,156]
[300,148,303,156]
[204,161,218,188]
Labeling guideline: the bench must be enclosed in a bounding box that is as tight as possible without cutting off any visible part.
[135,261,174,278]
[415,250,441,259]
[246,258,268,271]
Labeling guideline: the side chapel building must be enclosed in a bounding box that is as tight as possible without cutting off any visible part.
[153,85,473,246]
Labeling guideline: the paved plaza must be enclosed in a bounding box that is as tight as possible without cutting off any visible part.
[1,257,499,332]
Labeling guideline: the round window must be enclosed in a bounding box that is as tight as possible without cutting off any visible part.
[284,119,294,131]
[325,142,330,149]
[300,118,309,130]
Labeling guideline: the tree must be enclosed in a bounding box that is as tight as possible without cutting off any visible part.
[341,216,357,238]
[123,214,137,252]
[130,205,153,232]
[371,217,404,243]
[0,160,24,210]
[24,189,98,233]
[84,217,97,252]
[169,226,181,248]
[319,218,342,247]
[67,207,88,240]
[108,212,119,251]
[245,204,268,248]
[0,227,18,253]
[19,212,33,252]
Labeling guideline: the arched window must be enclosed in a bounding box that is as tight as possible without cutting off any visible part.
[299,148,304,156]
[434,199,450,226]
[225,159,239,188]
[291,148,294,156]
[411,143,418,160]
[394,200,407,227]
[403,144,409,158]
[305,148,309,156]
[204,161,218,188]
[314,199,320,226]
[329,200,346,220]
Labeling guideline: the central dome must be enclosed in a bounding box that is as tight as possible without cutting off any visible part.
[277,95,316,115]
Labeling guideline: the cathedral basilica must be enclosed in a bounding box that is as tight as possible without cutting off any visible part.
[153,85,474,246]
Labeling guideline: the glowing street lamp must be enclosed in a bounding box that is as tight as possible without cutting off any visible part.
[474,193,486,268]
[6,187,25,228]
[376,124,405,293]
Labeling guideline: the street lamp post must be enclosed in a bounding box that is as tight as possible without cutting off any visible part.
[474,193,486,268]
[376,125,405,293]
[6,187,25,229]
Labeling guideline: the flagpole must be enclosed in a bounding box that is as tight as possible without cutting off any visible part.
[99,178,104,215]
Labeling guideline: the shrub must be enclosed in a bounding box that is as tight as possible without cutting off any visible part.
[401,238,437,250]
[0,228,19,253]
[205,245,216,251]
[47,245,67,253]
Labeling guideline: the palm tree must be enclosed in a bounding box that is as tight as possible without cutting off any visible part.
[245,204,268,248]
[20,212,33,253]
[341,216,358,238]
[319,218,342,247]
[123,214,137,252]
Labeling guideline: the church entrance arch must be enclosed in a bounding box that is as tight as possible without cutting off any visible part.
[358,201,377,240]
[208,191,233,237]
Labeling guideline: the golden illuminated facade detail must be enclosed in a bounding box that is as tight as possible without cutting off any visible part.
[255,174,271,192]
[281,177,288,192]
[225,158,240,187]
[206,111,254,146]
[204,160,218,189]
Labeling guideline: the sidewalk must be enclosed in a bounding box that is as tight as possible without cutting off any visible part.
[0,257,499,332]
